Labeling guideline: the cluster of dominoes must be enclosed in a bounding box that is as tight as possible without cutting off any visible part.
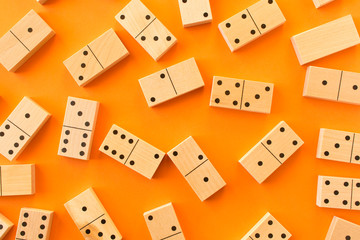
[0,0,359,239]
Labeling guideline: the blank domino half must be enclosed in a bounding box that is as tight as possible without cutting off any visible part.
[317,128,360,164]
[0,213,13,239]
[241,212,291,240]
[210,76,274,114]
[303,66,360,105]
[218,0,286,52]
[58,97,99,160]
[0,164,35,196]
[0,10,55,72]
[167,136,226,201]
[178,0,212,27]
[317,176,360,210]
[139,58,204,107]
[115,0,177,61]
[64,188,122,239]
[239,121,303,184]
[99,124,165,179]
[63,29,129,87]
[325,217,360,240]
[291,15,360,65]
[0,97,50,161]
[313,0,335,8]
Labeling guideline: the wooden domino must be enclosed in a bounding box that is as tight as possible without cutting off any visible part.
[37,0,48,4]
[0,213,13,239]
[63,29,129,87]
[178,0,212,27]
[239,121,303,183]
[58,97,99,160]
[210,76,274,114]
[325,216,360,240]
[0,10,55,72]
[64,188,122,240]
[144,203,185,240]
[99,124,165,179]
[167,136,226,201]
[291,15,360,65]
[218,0,286,52]
[317,176,360,210]
[139,58,204,107]
[317,128,360,164]
[313,0,335,8]
[115,0,177,61]
[303,66,360,105]
[0,97,50,161]
[241,212,291,240]
[15,208,53,240]
[0,164,35,196]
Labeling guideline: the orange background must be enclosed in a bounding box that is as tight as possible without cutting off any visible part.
[0,0,360,239]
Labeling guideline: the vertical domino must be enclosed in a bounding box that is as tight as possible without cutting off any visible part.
[325,217,360,240]
[115,0,177,61]
[0,213,13,239]
[239,121,303,183]
[210,76,274,114]
[218,0,286,52]
[139,58,204,107]
[313,0,335,8]
[63,29,129,87]
[178,0,212,27]
[0,97,50,161]
[99,124,165,179]
[291,15,360,65]
[168,136,226,201]
[64,188,122,239]
[58,97,99,160]
[0,10,55,72]
[0,164,35,196]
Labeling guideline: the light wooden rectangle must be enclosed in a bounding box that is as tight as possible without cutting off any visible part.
[241,212,291,240]
[139,58,204,107]
[316,176,359,210]
[239,121,303,183]
[210,76,274,113]
[64,188,122,239]
[168,136,226,201]
[37,0,48,4]
[0,213,13,240]
[313,0,335,8]
[115,0,176,61]
[0,10,55,72]
[326,217,360,240]
[291,15,360,65]
[178,0,212,27]
[63,29,129,87]
[0,97,50,161]
[58,97,99,160]
[0,164,35,196]
[218,0,285,52]
[99,124,165,179]
[144,203,185,240]
[16,208,53,240]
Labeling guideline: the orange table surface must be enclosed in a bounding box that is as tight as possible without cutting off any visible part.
[1,0,360,239]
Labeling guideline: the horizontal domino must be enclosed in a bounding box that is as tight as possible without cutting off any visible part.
[63,29,129,87]
[218,0,286,52]
[317,176,360,210]
[139,58,204,107]
[313,0,335,8]
[0,97,50,161]
[210,76,274,114]
[16,208,53,240]
[325,216,360,240]
[0,10,55,72]
[115,0,177,61]
[317,128,360,164]
[37,0,48,4]
[239,121,304,183]
[99,124,165,179]
[168,136,226,201]
[291,15,360,65]
[303,66,360,105]
[178,0,212,27]
[64,188,122,239]
[0,164,35,196]
[0,213,13,239]
[241,212,291,240]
